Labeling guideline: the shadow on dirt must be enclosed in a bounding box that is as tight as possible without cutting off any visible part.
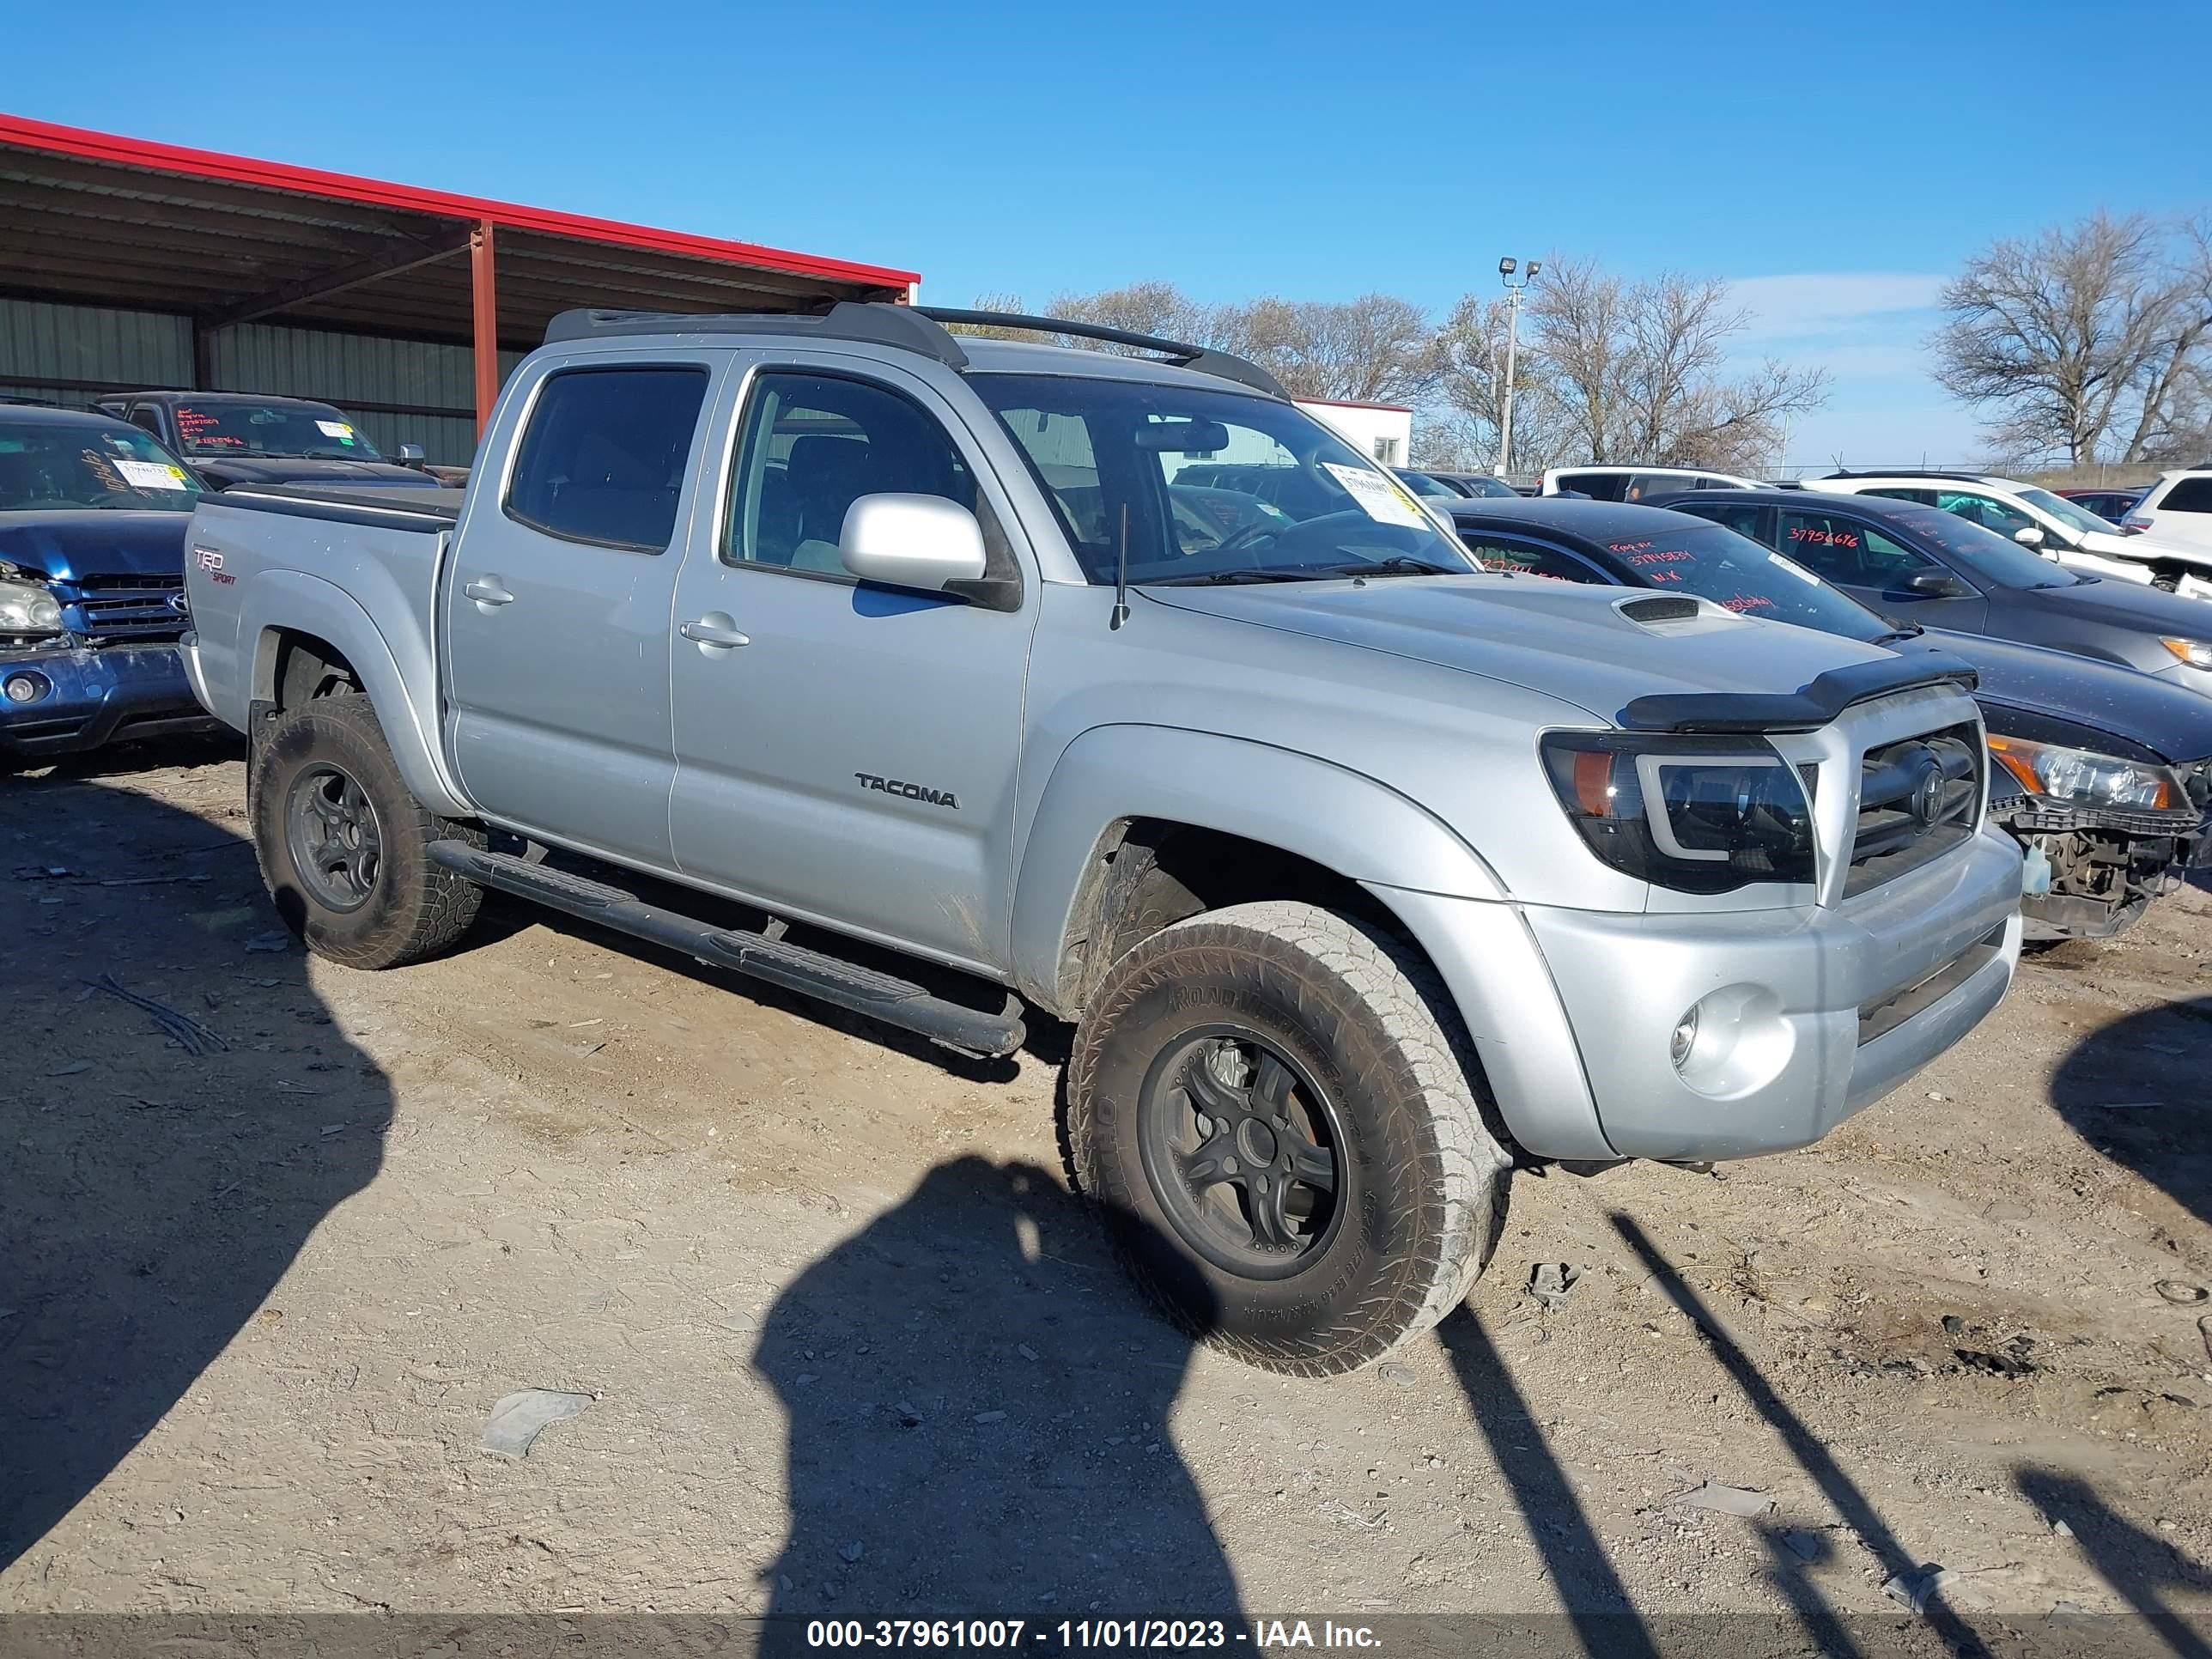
[752,1157,1243,1626]
[0,771,384,1574]
[2017,1468,2212,1659]
[1437,1307,1658,1657]
[2050,996,2212,1230]
[1608,1212,1996,1659]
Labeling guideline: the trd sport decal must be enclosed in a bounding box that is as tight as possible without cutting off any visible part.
[855,772,960,810]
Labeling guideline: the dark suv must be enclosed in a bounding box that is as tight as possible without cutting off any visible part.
[1646,487,2212,702]
[0,401,220,763]
[94,392,441,492]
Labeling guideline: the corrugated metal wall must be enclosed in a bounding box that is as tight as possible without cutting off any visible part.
[0,297,191,408]
[0,297,518,466]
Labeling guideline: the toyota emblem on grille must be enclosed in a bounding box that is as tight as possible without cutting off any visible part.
[1910,761,1945,830]
[167,591,190,616]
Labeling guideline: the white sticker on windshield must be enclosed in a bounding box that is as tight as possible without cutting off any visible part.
[115,459,189,489]
[316,420,355,439]
[1767,551,1821,586]
[1322,463,1429,529]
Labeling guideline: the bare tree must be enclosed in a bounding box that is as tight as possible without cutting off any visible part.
[1218,293,1442,404]
[1524,260,1826,471]
[1933,212,2209,465]
[1431,293,1561,471]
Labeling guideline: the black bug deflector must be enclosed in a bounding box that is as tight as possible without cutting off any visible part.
[1616,652,1980,735]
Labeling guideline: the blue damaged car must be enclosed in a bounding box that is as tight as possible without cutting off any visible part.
[0,401,220,767]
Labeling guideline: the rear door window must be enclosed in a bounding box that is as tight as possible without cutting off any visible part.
[1554,471,1629,501]
[2161,477,2212,514]
[1935,489,2033,538]
[505,366,710,552]
[1863,486,1937,507]
[1686,500,1774,547]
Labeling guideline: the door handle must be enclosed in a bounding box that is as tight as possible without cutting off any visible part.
[464,576,515,607]
[679,616,750,648]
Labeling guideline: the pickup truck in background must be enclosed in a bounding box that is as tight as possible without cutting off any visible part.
[0,400,219,766]
[178,303,2027,1375]
[95,390,442,492]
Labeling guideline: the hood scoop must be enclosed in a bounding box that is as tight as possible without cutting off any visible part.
[1615,594,1707,624]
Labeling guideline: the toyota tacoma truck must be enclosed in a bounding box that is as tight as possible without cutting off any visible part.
[177,303,2026,1375]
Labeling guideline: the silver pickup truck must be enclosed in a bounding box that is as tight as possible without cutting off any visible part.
[179,303,2025,1374]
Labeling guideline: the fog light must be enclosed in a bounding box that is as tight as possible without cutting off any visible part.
[1669,1007,1700,1069]
[4,671,48,704]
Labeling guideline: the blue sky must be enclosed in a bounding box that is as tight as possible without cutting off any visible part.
[11,0,2209,463]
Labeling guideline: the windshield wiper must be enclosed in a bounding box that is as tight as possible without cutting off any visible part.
[1318,556,1461,578]
[1147,568,1322,586]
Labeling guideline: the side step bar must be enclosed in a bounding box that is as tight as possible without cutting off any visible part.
[427,842,1027,1059]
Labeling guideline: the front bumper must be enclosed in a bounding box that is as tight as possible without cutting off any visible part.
[1378,827,2025,1165]
[0,642,222,757]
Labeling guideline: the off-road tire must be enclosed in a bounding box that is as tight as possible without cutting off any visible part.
[251,694,483,969]
[1067,900,1511,1376]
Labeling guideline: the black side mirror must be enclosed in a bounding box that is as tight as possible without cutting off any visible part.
[1905,569,1966,599]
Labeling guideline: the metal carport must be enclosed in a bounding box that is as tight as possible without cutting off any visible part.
[0,113,918,454]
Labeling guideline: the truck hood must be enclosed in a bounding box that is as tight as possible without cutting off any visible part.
[199,456,441,489]
[1910,629,2212,763]
[0,509,191,581]
[1139,575,1896,725]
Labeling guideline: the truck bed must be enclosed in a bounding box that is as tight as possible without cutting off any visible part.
[218,483,465,526]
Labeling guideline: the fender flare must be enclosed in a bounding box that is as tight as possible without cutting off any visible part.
[1008,723,1505,1011]
[240,569,471,817]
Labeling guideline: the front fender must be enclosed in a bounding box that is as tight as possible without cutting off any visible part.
[240,569,470,817]
[1008,723,1505,1011]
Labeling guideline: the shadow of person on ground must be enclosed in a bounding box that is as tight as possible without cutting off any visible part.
[0,769,386,1577]
[2017,1468,2212,1659]
[752,1157,1243,1635]
[2050,997,2212,1231]
[1608,1212,1994,1659]
[1436,1308,1660,1659]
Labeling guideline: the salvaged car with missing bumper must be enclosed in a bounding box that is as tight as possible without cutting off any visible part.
[0,403,217,765]
[179,303,2024,1374]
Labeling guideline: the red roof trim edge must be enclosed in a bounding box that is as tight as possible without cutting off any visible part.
[0,112,920,292]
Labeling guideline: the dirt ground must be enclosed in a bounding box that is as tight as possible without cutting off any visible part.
[4,740,2210,1651]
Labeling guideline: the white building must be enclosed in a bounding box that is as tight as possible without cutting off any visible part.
[1296,398,1413,467]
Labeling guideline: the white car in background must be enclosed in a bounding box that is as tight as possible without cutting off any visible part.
[1806,471,2212,599]
[2122,471,2212,560]
[1540,465,1760,501]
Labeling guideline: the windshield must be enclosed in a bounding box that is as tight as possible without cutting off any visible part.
[1454,474,1519,499]
[173,400,385,461]
[1885,501,2087,589]
[0,418,204,513]
[1395,471,1457,498]
[971,374,1476,585]
[2019,485,2116,538]
[1600,522,1889,642]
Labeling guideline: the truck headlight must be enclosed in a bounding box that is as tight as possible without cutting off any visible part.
[1986,732,2188,811]
[2161,638,2212,670]
[1540,732,1816,893]
[0,578,64,636]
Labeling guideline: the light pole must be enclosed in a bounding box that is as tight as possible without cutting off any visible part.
[1496,256,1539,477]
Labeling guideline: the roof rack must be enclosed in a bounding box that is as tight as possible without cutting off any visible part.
[544,301,972,368]
[915,307,1288,398]
[543,301,1289,398]
[0,392,62,406]
[1821,467,1994,482]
